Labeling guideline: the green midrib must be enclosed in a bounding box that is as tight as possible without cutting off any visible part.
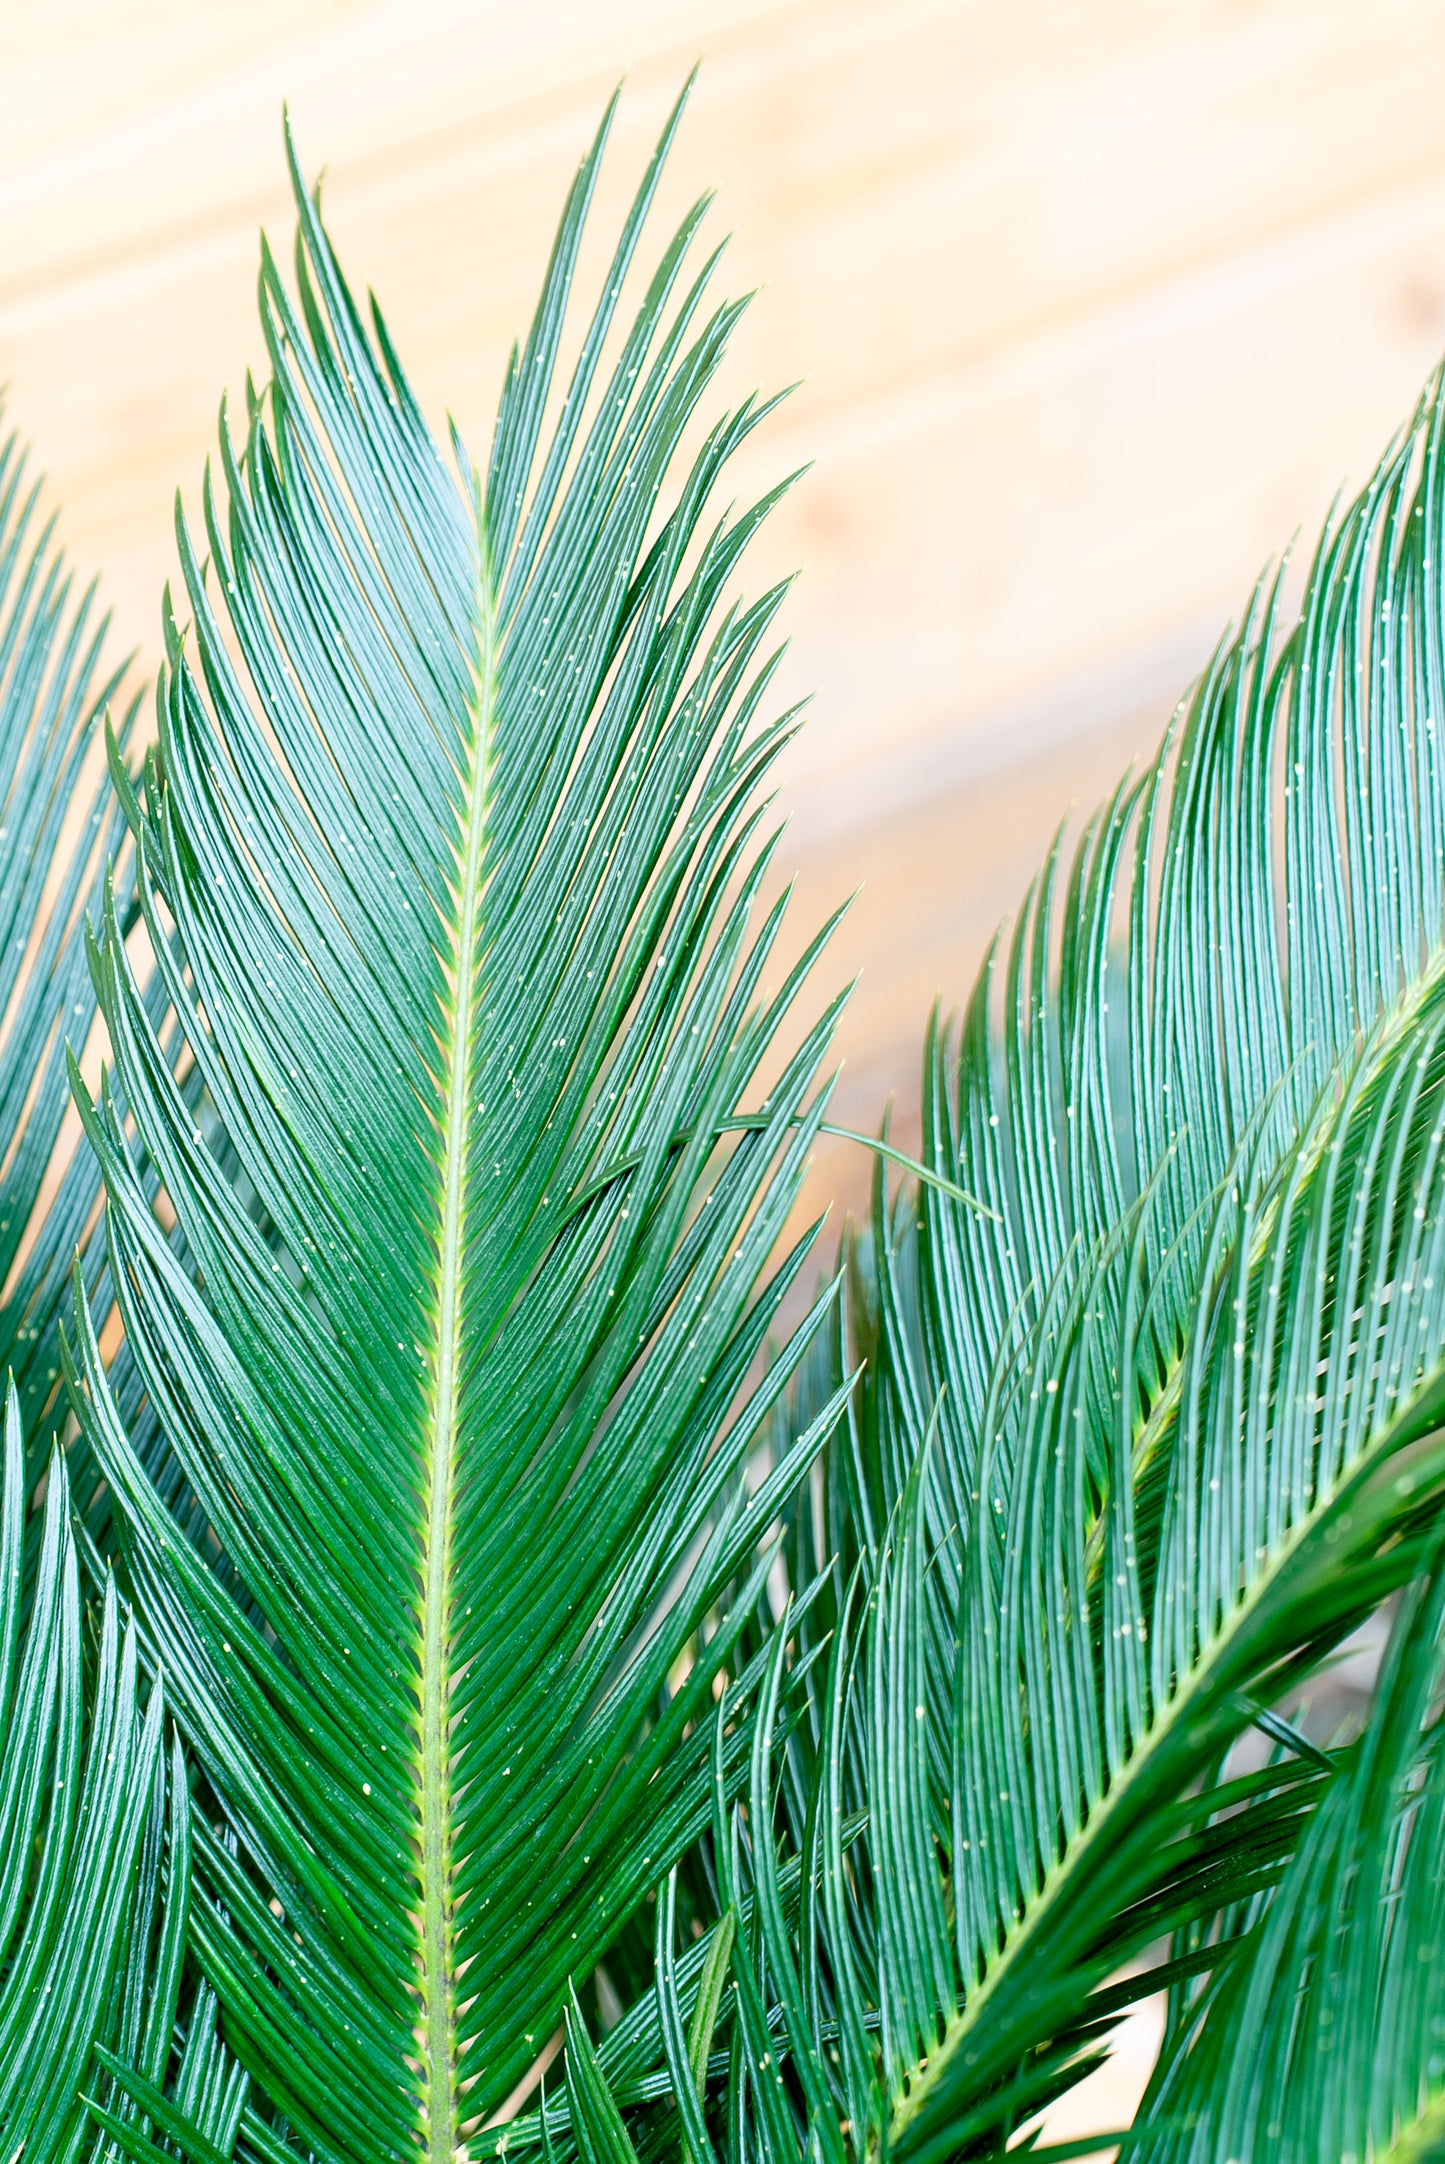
[418,555,496,2164]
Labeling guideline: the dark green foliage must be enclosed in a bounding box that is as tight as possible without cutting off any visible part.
[802,360,1445,2155]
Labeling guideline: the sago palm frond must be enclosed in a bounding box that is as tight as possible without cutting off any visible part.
[67,90,852,2164]
[20,76,1445,2164]
[0,1381,173,2163]
[638,1002,1445,2160]
[523,329,1445,2164]
[0,410,189,2164]
[815,360,1445,2155]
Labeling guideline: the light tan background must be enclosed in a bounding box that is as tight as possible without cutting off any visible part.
[11,0,1444,2145]
[11,0,1445,1221]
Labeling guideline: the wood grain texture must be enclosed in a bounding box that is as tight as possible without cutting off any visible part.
[10,0,1443,2143]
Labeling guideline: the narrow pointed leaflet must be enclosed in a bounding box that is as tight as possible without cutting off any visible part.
[73,93,848,2164]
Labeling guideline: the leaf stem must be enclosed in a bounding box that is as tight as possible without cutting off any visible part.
[418,535,495,2164]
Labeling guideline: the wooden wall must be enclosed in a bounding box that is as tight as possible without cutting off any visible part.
[10,1,1443,2145]
[9,0,1445,1225]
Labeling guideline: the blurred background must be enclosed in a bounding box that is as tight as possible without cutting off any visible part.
[10,0,1445,2146]
[10,1,1445,1225]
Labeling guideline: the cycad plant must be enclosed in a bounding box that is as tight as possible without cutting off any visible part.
[7,80,1445,2164]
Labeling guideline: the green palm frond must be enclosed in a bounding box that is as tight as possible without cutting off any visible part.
[0,1380,171,2160]
[0,422,134,1477]
[527,335,1445,2163]
[1130,1547,1445,2163]
[67,90,850,2163]
[807,359,1445,2152]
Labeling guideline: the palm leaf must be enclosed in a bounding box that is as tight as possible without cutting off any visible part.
[539,345,1445,2163]
[68,89,849,2163]
[804,356,1445,2152]
[560,1989,647,2164]
[0,1379,170,2159]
